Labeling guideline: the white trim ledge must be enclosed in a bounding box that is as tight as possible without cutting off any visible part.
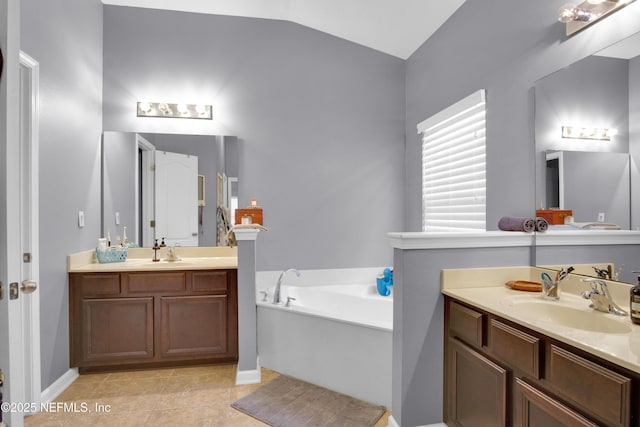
[41,368,78,404]
[235,366,261,385]
[234,229,261,241]
[388,231,534,250]
[536,229,640,246]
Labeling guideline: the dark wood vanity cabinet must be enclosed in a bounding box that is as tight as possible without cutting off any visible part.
[69,269,238,372]
[444,297,638,427]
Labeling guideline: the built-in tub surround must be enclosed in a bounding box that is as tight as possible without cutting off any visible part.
[67,246,237,272]
[256,268,392,408]
[442,266,639,373]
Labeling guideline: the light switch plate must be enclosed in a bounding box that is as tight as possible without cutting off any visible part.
[597,212,605,222]
[115,212,120,225]
[78,211,85,228]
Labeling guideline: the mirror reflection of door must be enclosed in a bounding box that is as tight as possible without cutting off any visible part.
[154,151,199,246]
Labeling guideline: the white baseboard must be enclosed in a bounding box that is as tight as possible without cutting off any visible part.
[41,368,78,404]
[387,415,446,427]
[235,359,261,385]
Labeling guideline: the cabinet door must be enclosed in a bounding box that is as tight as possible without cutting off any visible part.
[82,297,154,363]
[160,295,228,358]
[514,379,599,427]
[446,337,508,427]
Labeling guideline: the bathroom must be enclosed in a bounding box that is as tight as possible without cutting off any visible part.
[3,0,640,426]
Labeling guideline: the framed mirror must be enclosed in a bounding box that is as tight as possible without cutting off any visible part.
[534,31,640,283]
[102,132,238,247]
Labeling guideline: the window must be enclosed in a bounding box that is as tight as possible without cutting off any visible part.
[417,89,486,232]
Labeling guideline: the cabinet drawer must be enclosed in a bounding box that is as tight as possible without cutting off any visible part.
[489,319,540,379]
[75,274,120,296]
[449,301,484,347]
[126,272,186,293]
[514,379,598,427]
[191,271,228,292]
[547,344,631,427]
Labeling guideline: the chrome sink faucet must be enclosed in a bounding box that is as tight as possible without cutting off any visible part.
[580,278,627,316]
[273,268,300,304]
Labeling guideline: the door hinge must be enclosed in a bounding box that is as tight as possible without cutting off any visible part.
[150,220,156,228]
[0,281,3,300]
[23,252,32,263]
[150,163,156,171]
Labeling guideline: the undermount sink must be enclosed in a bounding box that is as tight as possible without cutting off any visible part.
[501,294,632,334]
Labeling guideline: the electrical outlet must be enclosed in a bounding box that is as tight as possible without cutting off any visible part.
[78,211,85,228]
[598,212,605,222]
[115,212,120,225]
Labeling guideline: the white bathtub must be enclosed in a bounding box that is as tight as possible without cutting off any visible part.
[256,268,393,408]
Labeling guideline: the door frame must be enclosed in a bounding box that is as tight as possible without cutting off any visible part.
[139,136,155,248]
[19,50,41,410]
[1,1,28,426]
[136,134,154,247]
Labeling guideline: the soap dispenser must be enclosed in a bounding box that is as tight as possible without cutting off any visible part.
[631,274,640,325]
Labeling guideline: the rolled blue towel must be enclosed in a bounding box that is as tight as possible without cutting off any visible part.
[535,217,548,232]
[498,216,535,232]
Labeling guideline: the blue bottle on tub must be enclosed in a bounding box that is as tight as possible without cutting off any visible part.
[376,268,394,296]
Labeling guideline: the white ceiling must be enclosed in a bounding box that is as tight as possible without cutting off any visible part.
[101,0,467,59]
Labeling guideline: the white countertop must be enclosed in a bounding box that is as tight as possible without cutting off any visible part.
[68,246,237,272]
[442,266,640,374]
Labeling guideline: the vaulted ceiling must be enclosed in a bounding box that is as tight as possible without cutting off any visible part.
[101,0,466,59]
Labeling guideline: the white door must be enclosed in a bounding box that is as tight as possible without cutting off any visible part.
[154,151,199,246]
[19,51,41,414]
[1,11,32,426]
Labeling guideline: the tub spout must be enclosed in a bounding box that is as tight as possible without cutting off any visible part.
[273,268,300,304]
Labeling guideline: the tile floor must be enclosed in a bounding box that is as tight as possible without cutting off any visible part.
[24,364,391,426]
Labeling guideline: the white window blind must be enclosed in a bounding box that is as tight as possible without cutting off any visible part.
[417,89,486,232]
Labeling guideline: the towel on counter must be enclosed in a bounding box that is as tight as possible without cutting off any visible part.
[498,216,535,232]
[535,217,548,232]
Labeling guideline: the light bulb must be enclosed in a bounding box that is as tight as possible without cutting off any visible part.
[138,101,152,113]
[177,103,188,115]
[195,104,207,115]
[558,3,577,22]
[158,103,172,115]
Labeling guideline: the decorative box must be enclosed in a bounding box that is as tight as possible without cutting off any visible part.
[536,209,573,225]
[235,207,263,225]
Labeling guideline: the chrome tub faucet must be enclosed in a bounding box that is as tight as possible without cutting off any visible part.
[273,268,300,304]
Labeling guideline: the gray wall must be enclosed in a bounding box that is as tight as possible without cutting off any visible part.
[21,0,103,389]
[536,244,640,284]
[102,131,136,243]
[404,0,640,232]
[102,6,406,272]
[562,151,630,226]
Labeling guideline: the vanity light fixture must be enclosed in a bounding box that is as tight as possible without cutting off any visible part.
[558,0,636,36]
[561,126,617,140]
[136,101,212,120]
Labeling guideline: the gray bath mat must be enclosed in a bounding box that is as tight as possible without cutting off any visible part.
[231,375,385,427]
